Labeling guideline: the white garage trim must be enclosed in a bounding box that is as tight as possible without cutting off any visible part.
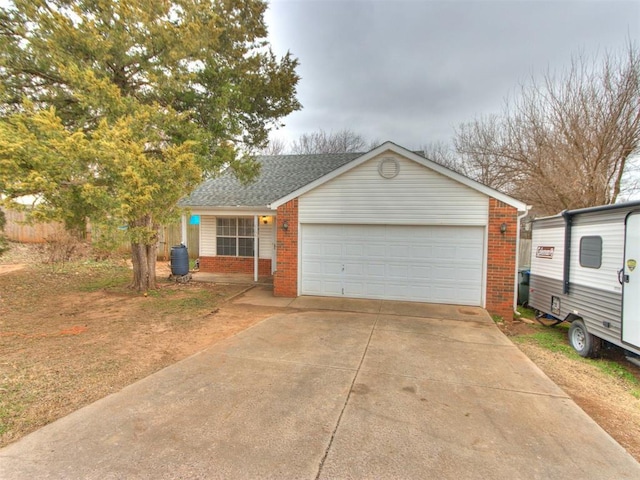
[300,224,485,306]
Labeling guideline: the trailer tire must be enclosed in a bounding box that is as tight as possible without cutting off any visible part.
[568,320,601,358]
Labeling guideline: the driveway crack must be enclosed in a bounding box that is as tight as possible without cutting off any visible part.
[314,314,379,480]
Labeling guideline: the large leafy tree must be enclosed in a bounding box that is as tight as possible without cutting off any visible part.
[0,0,300,289]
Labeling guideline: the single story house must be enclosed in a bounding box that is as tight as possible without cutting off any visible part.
[179,141,528,319]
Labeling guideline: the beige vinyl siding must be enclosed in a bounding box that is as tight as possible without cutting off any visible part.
[258,223,273,260]
[200,215,272,259]
[200,216,217,256]
[298,154,489,225]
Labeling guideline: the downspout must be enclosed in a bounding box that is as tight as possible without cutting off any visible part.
[181,213,188,245]
[254,215,259,283]
[561,210,572,294]
[513,207,531,313]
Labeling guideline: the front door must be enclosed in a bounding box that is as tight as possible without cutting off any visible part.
[622,212,640,348]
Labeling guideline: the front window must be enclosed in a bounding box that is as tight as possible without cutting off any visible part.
[216,218,254,257]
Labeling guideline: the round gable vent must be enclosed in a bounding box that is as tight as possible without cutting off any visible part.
[378,157,400,179]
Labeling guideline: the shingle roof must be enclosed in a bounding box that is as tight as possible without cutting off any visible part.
[179,152,363,207]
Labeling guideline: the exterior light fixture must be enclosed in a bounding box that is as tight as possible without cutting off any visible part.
[282,220,289,231]
[500,222,508,234]
[261,216,268,225]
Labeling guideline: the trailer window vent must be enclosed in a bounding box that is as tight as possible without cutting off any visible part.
[580,236,602,269]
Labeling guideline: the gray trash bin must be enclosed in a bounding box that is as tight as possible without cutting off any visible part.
[518,268,530,305]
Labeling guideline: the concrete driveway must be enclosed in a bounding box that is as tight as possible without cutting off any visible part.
[1,293,639,479]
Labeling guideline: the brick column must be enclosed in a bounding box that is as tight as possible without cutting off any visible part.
[273,198,298,297]
[486,198,518,321]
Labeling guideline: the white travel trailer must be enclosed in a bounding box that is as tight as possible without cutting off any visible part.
[529,201,640,358]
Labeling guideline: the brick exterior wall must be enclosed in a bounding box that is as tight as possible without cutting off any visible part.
[273,198,298,297]
[199,256,272,277]
[486,198,518,320]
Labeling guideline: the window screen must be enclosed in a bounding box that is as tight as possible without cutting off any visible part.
[579,236,602,269]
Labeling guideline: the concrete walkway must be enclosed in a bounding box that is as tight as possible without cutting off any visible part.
[1,293,639,479]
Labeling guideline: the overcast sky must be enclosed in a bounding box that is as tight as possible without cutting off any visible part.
[264,0,640,150]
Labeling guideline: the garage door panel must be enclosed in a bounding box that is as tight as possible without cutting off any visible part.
[344,262,364,276]
[301,224,484,305]
[365,245,386,257]
[433,246,456,258]
[365,283,386,296]
[302,278,342,296]
[456,266,483,280]
[458,246,483,260]
[410,265,432,280]
[344,243,364,255]
[386,284,411,298]
[323,244,342,257]
[302,261,323,275]
[322,280,343,295]
[388,248,411,259]
[409,246,433,257]
[324,262,344,275]
[366,264,386,277]
[387,264,410,278]
[432,266,458,281]
[344,281,366,296]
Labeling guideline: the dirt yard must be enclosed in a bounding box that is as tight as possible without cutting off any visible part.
[0,243,286,447]
[1,242,640,463]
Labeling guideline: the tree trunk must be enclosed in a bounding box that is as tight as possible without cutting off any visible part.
[129,215,158,291]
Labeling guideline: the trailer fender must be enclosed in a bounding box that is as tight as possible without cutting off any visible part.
[564,313,582,324]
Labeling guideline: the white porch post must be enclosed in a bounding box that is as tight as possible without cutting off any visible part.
[181,213,187,245]
[254,215,259,282]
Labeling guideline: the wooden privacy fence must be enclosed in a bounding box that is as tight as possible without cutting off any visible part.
[157,224,200,259]
[3,208,200,259]
[2,208,63,243]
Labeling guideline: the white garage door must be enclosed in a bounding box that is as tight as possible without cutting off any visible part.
[301,224,484,305]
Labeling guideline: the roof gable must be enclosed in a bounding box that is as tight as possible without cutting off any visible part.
[270,142,528,212]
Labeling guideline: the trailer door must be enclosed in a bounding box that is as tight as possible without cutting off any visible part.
[622,212,640,348]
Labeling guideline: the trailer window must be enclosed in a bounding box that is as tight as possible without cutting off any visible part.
[580,236,602,269]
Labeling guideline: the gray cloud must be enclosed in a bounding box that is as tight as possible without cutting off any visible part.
[266,0,640,149]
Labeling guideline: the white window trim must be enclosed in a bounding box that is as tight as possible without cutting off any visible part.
[216,217,255,257]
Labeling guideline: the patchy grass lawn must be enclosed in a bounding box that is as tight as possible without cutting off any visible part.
[0,260,273,447]
[502,317,640,461]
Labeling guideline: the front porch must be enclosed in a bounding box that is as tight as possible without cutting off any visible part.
[192,271,273,285]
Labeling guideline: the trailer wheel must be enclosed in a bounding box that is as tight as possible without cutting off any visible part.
[568,320,601,358]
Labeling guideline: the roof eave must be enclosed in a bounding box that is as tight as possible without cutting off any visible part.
[181,205,273,214]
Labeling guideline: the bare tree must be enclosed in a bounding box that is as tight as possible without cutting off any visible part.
[454,44,640,215]
[453,115,524,194]
[291,128,377,154]
[262,137,288,155]
[421,140,465,174]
